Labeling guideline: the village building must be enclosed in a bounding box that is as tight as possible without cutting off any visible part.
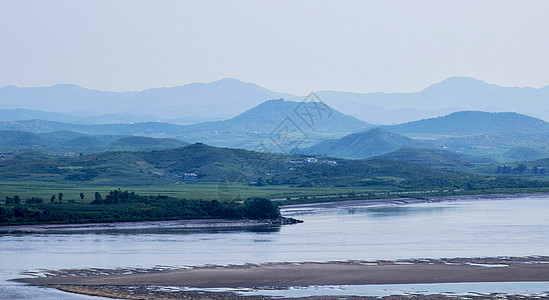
[184,173,198,180]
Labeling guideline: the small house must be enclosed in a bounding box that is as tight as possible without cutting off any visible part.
[184,173,198,180]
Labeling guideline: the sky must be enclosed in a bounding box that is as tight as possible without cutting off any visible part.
[1,0,549,95]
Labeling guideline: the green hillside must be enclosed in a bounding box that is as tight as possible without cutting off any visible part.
[0,130,43,150]
[386,111,549,137]
[0,119,187,136]
[0,143,286,185]
[0,143,545,194]
[300,112,548,163]
[304,126,549,163]
[0,130,189,155]
[105,136,188,152]
[375,148,494,171]
[503,147,549,161]
[434,132,549,161]
[302,128,421,158]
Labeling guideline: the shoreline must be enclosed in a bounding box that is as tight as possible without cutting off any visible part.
[280,191,549,210]
[0,218,298,234]
[2,191,547,234]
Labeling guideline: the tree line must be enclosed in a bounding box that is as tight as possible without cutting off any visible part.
[0,190,281,225]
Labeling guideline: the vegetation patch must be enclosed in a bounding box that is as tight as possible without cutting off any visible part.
[0,191,282,226]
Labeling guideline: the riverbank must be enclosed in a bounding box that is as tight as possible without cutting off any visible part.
[0,217,302,234]
[280,192,549,213]
[15,257,549,299]
[275,189,549,206]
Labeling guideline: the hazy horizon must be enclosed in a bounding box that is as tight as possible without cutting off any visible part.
[2,1,549,95]
[2,76,549,95]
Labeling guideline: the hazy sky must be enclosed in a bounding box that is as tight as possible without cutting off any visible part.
[1,0,549,95]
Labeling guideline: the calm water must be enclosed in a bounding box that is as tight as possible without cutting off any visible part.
[1,195,549,298]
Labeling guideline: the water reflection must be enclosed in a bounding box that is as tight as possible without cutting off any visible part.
[365,206,446,218]
[286,203,448,218]
[79,225,283,235]
[1,225,282,236]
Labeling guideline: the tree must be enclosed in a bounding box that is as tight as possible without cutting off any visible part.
[93,192,102,204]
[26,197,44,204]
[13,206,26,219]
[515,164,528,174]
[0,206,7,223]
[80,193,85,201]
[50,194,56,203]
[256,177,266,187]
[13,195,21,205]
[58,192,64,202]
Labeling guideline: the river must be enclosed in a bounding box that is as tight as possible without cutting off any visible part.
[1,194,549,298]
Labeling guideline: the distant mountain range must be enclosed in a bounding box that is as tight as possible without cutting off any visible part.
[1,107,548,161]
[302,111,549,162]
[0,79,297,123]
[1,77,549,163]
[317,77,549,124]
[0,108,163,124]
[177,99,370,149]
[2,77,548,124]
[0,100,369,150]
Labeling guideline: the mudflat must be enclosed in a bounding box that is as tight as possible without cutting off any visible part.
[17,259,549,288]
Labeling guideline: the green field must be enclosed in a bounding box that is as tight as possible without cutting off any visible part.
[0,180,386,203]
[2,180,549,206]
